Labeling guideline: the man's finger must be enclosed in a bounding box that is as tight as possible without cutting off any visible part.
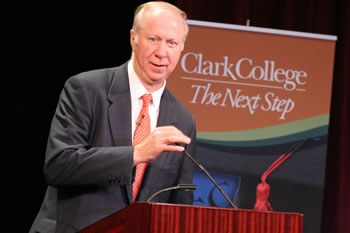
[163,136,191,145]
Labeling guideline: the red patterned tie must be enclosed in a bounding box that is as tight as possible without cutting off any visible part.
[132,94,153,202]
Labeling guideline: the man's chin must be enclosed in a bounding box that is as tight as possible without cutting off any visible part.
[148,71,168,80]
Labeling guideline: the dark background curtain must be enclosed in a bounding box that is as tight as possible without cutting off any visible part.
[4,0,348,232]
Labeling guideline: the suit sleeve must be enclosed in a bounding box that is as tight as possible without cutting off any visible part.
[44,75,134,187]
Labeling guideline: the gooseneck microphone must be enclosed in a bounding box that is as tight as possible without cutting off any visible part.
[147,184,197,202]
[180,146,239,209]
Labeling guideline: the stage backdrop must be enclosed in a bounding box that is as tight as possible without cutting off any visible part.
[167,20,337,233]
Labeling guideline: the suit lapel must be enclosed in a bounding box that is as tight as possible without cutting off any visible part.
[149,88,178,173]
[107,63,132,146]
[107,63,133,204]
[157,88,178,127]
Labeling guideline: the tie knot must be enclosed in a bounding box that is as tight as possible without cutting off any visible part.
[142,94,153,106]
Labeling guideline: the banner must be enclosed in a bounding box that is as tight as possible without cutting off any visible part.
[168,20,337,233]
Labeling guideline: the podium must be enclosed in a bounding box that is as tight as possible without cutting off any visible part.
[78,202,303,233]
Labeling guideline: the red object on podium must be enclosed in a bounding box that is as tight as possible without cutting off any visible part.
[78,202,303,233]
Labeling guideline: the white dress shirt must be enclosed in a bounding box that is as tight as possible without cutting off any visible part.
[128,61,166,142]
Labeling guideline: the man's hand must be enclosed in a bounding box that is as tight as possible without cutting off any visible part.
[133,126,191,165]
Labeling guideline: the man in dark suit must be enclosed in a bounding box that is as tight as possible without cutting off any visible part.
[29,2,196,233]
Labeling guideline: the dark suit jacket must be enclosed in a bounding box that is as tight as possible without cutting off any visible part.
[29,62,196,233]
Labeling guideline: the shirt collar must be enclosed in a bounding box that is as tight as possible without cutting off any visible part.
[128,60,165,111]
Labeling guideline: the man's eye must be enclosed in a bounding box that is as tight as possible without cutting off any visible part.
[168,41,177,47]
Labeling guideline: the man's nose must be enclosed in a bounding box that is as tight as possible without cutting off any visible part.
[155,42,167,58]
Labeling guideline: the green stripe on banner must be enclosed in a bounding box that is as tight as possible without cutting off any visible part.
[197,114,330,147]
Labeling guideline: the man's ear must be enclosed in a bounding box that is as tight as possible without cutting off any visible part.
[130,29,137,51]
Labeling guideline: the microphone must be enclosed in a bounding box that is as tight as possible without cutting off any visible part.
[147,184,196,202]
[254,138,309,211]
[180,145,238,209]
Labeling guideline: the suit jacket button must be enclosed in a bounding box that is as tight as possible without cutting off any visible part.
[106,178,113,184]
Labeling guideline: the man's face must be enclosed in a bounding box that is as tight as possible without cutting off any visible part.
[130,8,185,91]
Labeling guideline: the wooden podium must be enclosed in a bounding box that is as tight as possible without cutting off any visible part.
[78,202,303,233]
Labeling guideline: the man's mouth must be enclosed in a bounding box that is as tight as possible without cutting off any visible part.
[151,62,167,68]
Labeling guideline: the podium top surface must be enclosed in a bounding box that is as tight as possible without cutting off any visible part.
[78,202,304,233]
